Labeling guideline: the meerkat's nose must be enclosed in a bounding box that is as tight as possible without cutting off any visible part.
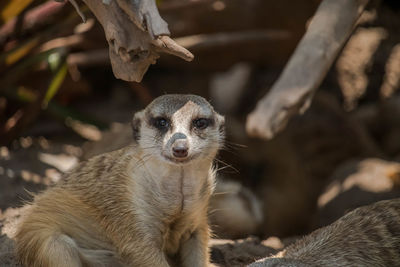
[170,133,188,158]
[173,144,188,158]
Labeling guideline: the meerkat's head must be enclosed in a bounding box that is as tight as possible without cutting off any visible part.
[132,94,225,165]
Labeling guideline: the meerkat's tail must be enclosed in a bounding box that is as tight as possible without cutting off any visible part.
[16,226,83,267]
[15,226,121,267]
[15,189,123,267]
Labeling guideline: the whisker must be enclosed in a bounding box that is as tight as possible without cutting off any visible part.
[224,140,247,149]
[208,208,233,215]
[216,165,235,172]
[140,146,159,150]
[213,157,239,173]
[212,191,235,196]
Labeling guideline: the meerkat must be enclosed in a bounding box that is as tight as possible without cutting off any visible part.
[15,94,225,267]
[250,198,400,267]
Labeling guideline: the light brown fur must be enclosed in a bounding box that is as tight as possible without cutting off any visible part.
[250,198,400,266]
[15,94,224,267]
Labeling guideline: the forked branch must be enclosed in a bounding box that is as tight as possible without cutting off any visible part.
[69,0,193,81]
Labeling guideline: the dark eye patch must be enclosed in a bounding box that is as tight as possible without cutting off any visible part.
[192,118,213,130]
[150,117,170,131]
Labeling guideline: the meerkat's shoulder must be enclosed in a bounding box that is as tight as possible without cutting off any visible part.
[60,144,140,183]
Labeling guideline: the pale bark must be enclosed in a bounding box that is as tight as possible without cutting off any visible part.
[246,0,369,140]
[69,0,193,81]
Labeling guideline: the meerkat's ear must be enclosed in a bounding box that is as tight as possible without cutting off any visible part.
[131,110,144,141]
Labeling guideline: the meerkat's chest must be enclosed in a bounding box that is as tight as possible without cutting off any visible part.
[159,170,209,254]
[131,163,212,254]
[159,170,207,214]
[134,166,209,216]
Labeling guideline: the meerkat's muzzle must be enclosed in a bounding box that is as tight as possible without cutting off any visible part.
[169,132,189,159]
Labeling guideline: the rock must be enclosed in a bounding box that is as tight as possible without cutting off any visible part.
[210,178,263,239]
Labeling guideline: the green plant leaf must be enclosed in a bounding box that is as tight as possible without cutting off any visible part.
[43,61,67,106]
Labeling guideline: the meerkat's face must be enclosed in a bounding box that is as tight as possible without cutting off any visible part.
[132,94,225,165]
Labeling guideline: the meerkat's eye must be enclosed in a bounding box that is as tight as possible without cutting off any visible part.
[154,117,169,129]
[193,118,209,130]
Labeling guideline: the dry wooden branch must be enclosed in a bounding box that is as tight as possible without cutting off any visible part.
[175,30,291,51]
[77,0,193,82]
[246,0,369,140]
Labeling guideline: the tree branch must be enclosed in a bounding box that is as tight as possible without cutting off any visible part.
[246,0,369,140]
[78,0,193,81]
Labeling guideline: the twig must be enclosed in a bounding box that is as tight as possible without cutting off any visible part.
[175,30,291,51]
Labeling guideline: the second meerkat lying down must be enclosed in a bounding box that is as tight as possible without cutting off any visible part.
[250,198,400,267]
[15,94,225,267]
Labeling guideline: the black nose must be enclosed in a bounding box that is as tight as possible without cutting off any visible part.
[173,145,188,158]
